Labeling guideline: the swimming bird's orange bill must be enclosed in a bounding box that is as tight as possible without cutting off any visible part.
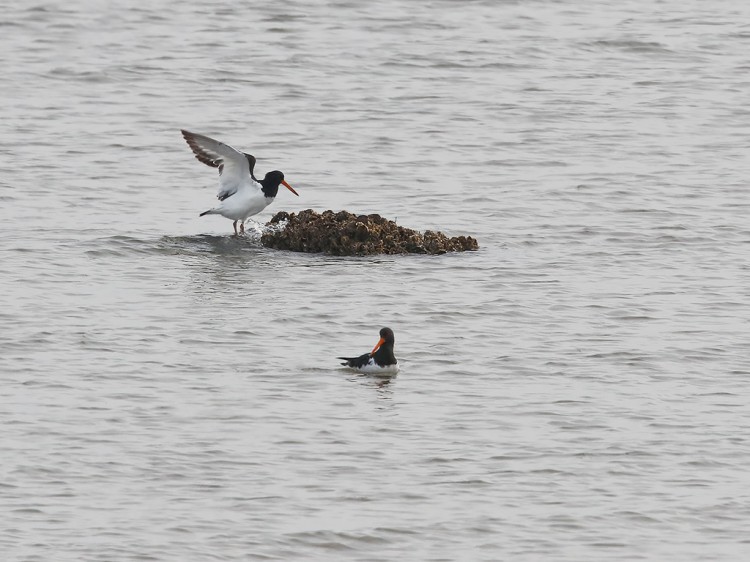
[282,179,299,196]
[370,337,386,356]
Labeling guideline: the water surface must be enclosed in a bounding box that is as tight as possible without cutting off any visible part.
[2,1,750,560]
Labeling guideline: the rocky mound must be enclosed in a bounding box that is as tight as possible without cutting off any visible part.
[261,209,479,256]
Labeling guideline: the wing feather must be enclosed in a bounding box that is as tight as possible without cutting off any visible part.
[338,353,372,368]
[181,130,257,199]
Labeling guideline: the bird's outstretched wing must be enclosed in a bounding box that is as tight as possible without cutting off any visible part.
[181,129,257,200]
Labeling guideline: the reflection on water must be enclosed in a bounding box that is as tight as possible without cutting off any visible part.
[348,371,396,392]
[161,233,265,256]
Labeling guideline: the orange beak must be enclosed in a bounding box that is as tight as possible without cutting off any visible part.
[370,337,386,356]
[281,179,299,196]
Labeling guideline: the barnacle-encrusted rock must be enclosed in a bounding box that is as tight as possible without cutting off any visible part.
[261,209,479,256]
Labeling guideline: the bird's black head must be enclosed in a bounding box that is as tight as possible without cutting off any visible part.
[370,327,397,360]
[379,327,395,344]
[259,170,299,198]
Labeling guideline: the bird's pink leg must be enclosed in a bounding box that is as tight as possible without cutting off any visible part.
[240,221,245,234]
[233,220,238,236]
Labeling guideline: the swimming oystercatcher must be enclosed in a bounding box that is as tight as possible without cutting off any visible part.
[338,327,399,375]
[181,129,299,235]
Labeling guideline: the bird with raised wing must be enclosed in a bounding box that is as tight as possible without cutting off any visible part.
[338,327,399,375]
[181,129,298,235]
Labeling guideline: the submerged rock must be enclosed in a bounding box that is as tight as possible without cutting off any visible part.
[261,209,479,256]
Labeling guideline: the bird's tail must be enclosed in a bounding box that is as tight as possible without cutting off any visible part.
[199,208,217,217]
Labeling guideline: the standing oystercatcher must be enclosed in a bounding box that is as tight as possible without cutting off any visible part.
[181,129,299,235]
[338,327,399,375]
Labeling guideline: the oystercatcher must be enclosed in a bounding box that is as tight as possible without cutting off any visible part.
[181,129,298,235]
[338,327,399,375]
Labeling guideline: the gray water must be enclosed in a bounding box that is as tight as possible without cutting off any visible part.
[2,0,750,560]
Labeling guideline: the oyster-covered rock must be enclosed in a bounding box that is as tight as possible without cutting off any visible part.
[261,209,479,256]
